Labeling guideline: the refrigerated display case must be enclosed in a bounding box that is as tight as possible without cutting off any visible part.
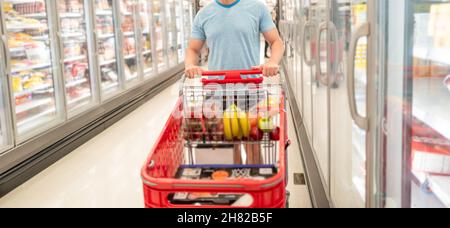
[383,0,450,208]
[57,0,97,115]
[328,0,368,208]
[2,0,63,140]
[281,0,372,208]
[119,0,139,83]
[138,0,154,78]
[151,0,167,72]
[94,0,122,97]
[0,0,193,190]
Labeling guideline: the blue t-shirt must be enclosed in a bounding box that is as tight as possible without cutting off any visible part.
[192,0,276,71]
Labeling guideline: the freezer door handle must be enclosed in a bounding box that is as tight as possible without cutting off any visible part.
[315,21,328,86]
[56,31,65,65]
[1,35,11,75]
[347,22,370,131]
[329,21,340,87]
[302,21,315,66]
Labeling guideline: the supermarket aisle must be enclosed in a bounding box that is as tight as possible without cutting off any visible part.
[0,83,311,208]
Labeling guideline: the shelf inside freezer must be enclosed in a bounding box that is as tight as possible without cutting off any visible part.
[414,46,450,66]
[14,83,53,97]
[64,55,87,63]
[99,59,117,66]
[66,78,87,88]
[17,108,56,129]
[413,77,450,140]
[68,92,91,106]
[124,54,136,60]
[123,32,135,37]
[59,12,83,18]
[103,82,119,92]
[21,13,46,18]
[16,97,53,114]
[6,23,47,31]
[412,171,450,208]
[98,33,115,39]
[61,32,85,38]
[144,68,153,74]
[11,63,52,74]
[96,10,113,16]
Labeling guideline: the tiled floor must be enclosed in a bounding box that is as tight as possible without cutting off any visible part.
[0,83,311,208]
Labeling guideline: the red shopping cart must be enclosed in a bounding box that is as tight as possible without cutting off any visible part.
[141,70,289,208]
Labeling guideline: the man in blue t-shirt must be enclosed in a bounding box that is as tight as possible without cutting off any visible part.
[185,0,285,78]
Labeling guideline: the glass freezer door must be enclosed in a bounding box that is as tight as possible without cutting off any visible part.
[0,63,13,153]
[138,0,154,78]
[330,0,368,208]
[383,0,450,208]
[57,0,96,114]
[3,0,63,139]
[294,1,303,114]
[119,0,139,83]
[311,0,330,189]
[94,0,121,97]
[301,0,315,142]
[151,0,166,72]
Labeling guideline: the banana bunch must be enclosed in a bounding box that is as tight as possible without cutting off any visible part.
[223,104,250,141]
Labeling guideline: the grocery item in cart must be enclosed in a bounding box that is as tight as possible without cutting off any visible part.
[182,71,281,143]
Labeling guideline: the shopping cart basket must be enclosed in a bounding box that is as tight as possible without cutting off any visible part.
[141,70,290,208]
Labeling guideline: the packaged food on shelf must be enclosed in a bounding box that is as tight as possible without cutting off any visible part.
[412,118,450,175]
[61,18,82,33]
[412,141,450,175]
[24,42,50,62]
[96,16,114,35]
[98,38,116,62]
[123,37,136,55]
[96,0,111,10]
[101,67,119,84]
[63,42,83,58]
[64,62,88,79]
[430,61,450,78]
[429,4,450,50]
[11,1,46,14]
[12,76,23,93]
[120,0,134,14]
[121,16,134,33]
[413,57,431,78]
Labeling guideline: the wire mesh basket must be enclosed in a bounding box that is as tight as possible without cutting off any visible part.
[180,70,284,165]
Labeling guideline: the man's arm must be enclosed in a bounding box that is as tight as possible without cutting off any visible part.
[185,39,205,78]
[258,28,285,77]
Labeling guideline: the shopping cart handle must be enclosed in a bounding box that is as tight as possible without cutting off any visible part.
[201,70,264,85]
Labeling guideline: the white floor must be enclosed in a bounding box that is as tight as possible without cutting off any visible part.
[0,83,311,208]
